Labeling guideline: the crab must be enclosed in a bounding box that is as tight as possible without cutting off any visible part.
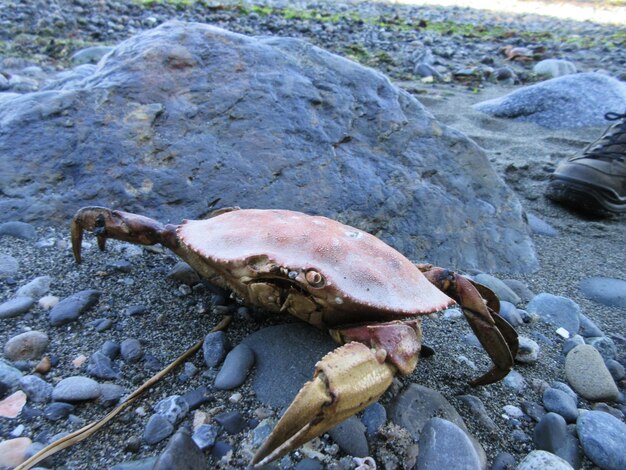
[71,207,518,466]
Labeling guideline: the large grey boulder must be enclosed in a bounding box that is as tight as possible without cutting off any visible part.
[474,72,626,129]
[0,21,536,272]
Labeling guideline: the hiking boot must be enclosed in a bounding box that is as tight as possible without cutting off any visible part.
[547,110,626,215]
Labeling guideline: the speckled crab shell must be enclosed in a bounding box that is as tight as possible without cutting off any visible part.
[176,209,454,326]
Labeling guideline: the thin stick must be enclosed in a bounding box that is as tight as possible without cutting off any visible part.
[16,316,232,470]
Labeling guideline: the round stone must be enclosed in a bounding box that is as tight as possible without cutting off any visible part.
[4,331,49,361]
[526,293,580,335]
[52,376,101,402]
[577,410,626,470]
[417,418,481,470]
[517,450,573,470]
[565,345,619,401]
[0,297,34,319]
[579,277,626,308]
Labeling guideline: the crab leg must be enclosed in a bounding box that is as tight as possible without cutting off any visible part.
[421,267,518,386]
[71,206,179,263]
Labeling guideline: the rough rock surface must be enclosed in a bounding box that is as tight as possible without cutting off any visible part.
[0,21,536,272]
[474,73,626,129]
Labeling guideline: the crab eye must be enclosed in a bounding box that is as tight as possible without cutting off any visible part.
[305,270,325,288]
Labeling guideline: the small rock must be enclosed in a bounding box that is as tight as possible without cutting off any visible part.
[0,361,23,388]
[0,254,19,278]
[44,401,75,421]
[120,338,144,363]
[578,313,604,337]
[18,375,52,403]
[72,354,88,368]
[100,340,121,359]
[503,370,527,392]
[153,430,205,470]
[16,275,51,299]
[328,416,368,458]
[49,289,101,326]
[214,344,255,390]
[38,295,59,310]
[562,335,585,355]
[543,388,578,422]
[526,293,580,335]
[0,390,27,418]
[86,351,121,380]
[417,418,481,470]
[4,331,49,361]
[167,262,201,286]
[98,383,125,407]
[605,359,625,382]
[192,424,218,450]
[109,457,158,470]
[577,410,626,470]
[457,395,498,433]
[534,412,567,452]
[0,437,32,468]
[0,297,34,319]
[491,452,516,470]
[517,450,574,469]
[144,414,174,445]
[473,273,521,304]
[182,385,212,411]
[215,410,247,434]
[516,336,540,363]
[526,213,558,236]
[533,59,576,78]
[153,395,189,425]
[51,376,101,402]
[362,402,387,436]
[565,345,619,401]
[579,277,626,308]
[587,336,617,361]
[71,45,114,65]
[203,331,229,367]
[0,221,36,240]
[502,279,535,303]
[499,301,524,327]
[126,305,149,316]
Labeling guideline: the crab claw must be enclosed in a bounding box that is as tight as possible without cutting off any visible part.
[251,342,395,467]
[71,206,176,264]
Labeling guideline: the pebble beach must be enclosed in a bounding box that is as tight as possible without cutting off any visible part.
[1,1,626,469]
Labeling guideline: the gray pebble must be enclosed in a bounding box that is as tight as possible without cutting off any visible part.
[526,293,580,335]
[362,402,387,436]
[0,360,23,388]
[587,336,617,361]
[98,383,125,407]
[109,457,158,470]
[0,297,34,319]
[192,423,218,450]
[153,430,205,470]
[19,375,52,403]
[517,450,574,469]
[417,418,481,470]
[16,276,51,299]
[552,382,578,402]
[153,395,189,425]
[503,370,527,392]
[516,336,540,363]
[49,289,101,326]
[71,45,114,65]
[473,273,521,304]
[125,305,148,317]
[214,343,255,390]
[502,279,535,303]
[87,351,121,380]
[143,413,174,445]
[543,388,578,422]
[533,59,576,78]
[4,331,49,361]
[181,385,212,411]
[565,345,619,401]
[526,213,558,236]
[215,410,248,434]
[100,340,120,359]
[521,400,546,423]
[0,221,36,240]
[579,277,626,308]
[577,410,626,470]
[499,301,524,327]
[0,254,19,278]
[491,452,516,470]
[562,335,585,355]
[120,338,144,363]
[329,416,368,458]
[44,401,75,421]
[203,330,228,368]
[605,359,625,381]
[578,313,604,337]
[457,395,497,433]
[167,261,200,286]
[51,376,101,402]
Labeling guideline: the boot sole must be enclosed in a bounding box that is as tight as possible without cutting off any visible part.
[546,178,626,215]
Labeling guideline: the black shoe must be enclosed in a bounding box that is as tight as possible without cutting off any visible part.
[547,111,626,215]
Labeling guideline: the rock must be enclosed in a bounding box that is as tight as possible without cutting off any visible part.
[562,335,585,355]
[565,345,619,401]
[38,295,59,310]
[516,336,540,363]
[579,277,626,308]
[15,275,51,299]
[0,360,23,388]
[153,430,205,470]
[417,418,481,470]
[491,452,516,470]
[0,221,36,240]
[533,59,577,78]
[181,385,212,411]
[51,376,101,402]
[71,45,114,65]
[457,395,497,433]
[499,301,524,327]
[577,410,626,470]
[0,297,34,319]
[517,450,574,469]
[526,293,580,335]
[120,338,144,363]
[578,313,604,338]
[244,323,336,409]
[167,262,200,286]
[4,331,49,361]
[143,414,174,445]
[502,279,535,303]
[605,359,625,382]
[0,437,32,468]
[48,289,101,326]
[526,213,558,236]
[203,331,229,368]
[44,401,75,421]
[109,457,158,470]
[587,336,617,361]
[503,370,527,392]
[0,254,19,278]
[86,351,121,380]
[153,395,189,425]
[98,383,125,407]
[0,390,27,418]
[328,416,368,457]
[543,388,578,423]
[474,73,626,129]
[533,412,567,453]
[214,344,255,390]
[473,273,521,304]
[192,424,218,450]
[18,375,52,403]
[361,402,387,436]
[215,410,247,434]
[0,22,537,273]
